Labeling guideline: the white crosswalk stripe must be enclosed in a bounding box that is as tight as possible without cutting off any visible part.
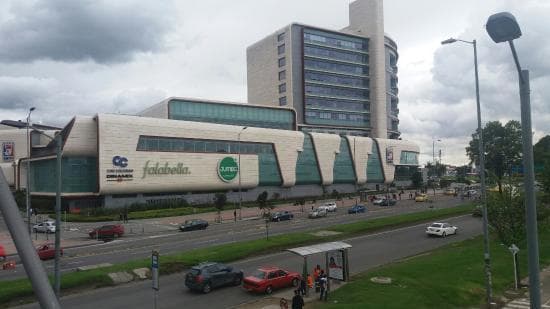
[503,298,550,309]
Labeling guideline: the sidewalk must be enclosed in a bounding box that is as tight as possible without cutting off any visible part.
[503,267,550,308]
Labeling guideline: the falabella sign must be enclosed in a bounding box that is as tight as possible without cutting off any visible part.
[218,157,238,182]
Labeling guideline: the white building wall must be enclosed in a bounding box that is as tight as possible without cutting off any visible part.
[309,133,341,185]
[345,136,372,184]
[62,117,97,156]
[375,138,420,183]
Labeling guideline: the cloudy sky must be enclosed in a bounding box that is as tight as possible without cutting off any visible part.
[0,0,548,165]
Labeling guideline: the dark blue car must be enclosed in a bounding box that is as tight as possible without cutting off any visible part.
[348,204,366,214]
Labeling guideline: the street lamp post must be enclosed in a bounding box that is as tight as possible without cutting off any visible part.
[237,126,248,221]
[26,107,35,234]
[441,37,493,304]
[486,12,540,308]
[32,128,63,297]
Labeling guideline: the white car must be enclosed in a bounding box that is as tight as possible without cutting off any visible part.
[33,221,56,233]
[426,222,457,237]
[308,208,328,219]
[319,202,337,212]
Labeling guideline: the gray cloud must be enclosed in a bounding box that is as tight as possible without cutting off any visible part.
[0,0,176,63]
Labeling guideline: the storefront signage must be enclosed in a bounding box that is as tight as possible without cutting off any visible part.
[218,157,238,182]
[2,142,14,162]
[106,155,134,182]
[386,147,394,164]
[142,161,191,179]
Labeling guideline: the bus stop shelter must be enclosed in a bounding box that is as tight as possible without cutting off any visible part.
[286,241,352,297]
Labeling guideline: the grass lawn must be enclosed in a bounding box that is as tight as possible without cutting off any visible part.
[317,227,550,308]
[0,204,474,306]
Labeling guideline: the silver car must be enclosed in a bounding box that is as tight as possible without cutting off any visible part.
[308,208,328,219]
[33,221,56,233]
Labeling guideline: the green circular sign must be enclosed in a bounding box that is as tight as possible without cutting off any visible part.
[218,157,238,182]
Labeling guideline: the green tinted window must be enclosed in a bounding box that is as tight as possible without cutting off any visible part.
[400,151,419,165]
[295,134,322,185]
[367,142,384,183]
[30,157,98,193]
[168,99,295,130]
[333,137,356,184]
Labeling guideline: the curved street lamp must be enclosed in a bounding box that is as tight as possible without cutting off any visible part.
[486,12,540,308]
[441,37,493,304]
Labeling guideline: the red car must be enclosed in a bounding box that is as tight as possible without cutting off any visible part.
[89,224,124,239]
[0,244,6,261]
[243,267,301,294]
[36,243,63,260]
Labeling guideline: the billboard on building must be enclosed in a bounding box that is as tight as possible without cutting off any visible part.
[2,142,14,162]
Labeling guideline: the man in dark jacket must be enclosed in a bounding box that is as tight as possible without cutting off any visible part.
[292,289,304,309]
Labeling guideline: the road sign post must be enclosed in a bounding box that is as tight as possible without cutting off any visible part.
[508,244,520,289]
[152,250,159,309]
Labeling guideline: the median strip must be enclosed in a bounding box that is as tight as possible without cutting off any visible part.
[0,204,474,306]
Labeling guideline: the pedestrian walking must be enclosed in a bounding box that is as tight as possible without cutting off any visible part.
[119,213,123,221]
[300,277,307,295]
[123,212,128,223]
[292,289,304,309]
[233,209,237,222]
[319,273,328,301]
[307,273,313,289]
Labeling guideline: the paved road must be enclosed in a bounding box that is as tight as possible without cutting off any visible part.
[0,196,465,281]
[16,214,482,309]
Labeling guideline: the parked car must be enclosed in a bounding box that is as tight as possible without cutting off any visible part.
[415,194,430,202]
[319,202,337,212]
[185,262,243,293]
[180,219,208,232]
[0,244,5,261]
[308,208,327,219]
[467,189,478,196]
[271,211,293,222]
[243,266,300,294]
[33,221,56,233]
[372,198,385,205]
[379,198,397,206]
[426,222,458,237]
[444,188,457,196]
[89,224,124,239]
[348,204,366,214]
[36,243,63,260]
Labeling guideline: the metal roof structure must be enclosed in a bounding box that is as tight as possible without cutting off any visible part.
[286,241,352,256]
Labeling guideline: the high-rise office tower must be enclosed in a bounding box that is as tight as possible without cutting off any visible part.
[247,0,399,139]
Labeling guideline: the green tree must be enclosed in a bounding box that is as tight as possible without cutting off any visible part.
[466,120,522,193]
[213,193,227,223]
[455,165,469,183]
[411,171,423,189]
[257,191,273,217]
[534,135,550,166]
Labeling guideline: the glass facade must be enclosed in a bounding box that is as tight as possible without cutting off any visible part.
[30,157,97,193]
[295,134,322,185]
[136,136,282,186]
[385,39,399,139]
[168,99,295,130]
[400,151,419,165]
[333,138,356,183]
[303,27,370,130]
[395,166,417,181]
[366,142,384,183]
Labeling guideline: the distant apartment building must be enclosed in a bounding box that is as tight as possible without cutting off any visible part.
[247,0,399,139]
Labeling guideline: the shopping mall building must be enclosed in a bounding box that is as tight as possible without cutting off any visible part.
[1,98,418,209]
[0,0,420,210]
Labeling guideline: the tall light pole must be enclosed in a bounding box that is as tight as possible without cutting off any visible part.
[486,12,540,308]
[26,107,35,234]
[33,129,63,297]
[441,37,493,304]
[237,126,248,221]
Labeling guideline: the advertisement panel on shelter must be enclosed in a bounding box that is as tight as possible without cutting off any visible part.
[328,250,344,280]
[2,142,14,162]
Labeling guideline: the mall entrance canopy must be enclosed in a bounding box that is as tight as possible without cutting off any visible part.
[286,241,351,296]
